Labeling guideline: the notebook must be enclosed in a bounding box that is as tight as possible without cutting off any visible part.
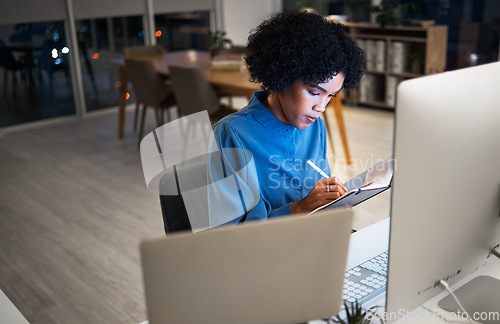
[311,157,394,213]
[140,208,354,324]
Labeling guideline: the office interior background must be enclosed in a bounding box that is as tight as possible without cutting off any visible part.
[0,0,499,323]
[0,0,499,128]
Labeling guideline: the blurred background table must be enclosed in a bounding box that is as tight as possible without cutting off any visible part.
[109,50,259,139]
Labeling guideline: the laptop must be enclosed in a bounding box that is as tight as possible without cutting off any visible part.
[140,208,354,324]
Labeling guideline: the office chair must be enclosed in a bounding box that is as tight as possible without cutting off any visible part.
[168,65,236,124]
[158,154,213,234]
[157,150,253,234]
[158,172,192,234]
[124,58,177,146]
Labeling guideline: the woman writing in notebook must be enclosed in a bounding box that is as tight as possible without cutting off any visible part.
[208,10,365,226]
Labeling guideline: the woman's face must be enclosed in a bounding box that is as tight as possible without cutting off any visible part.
[268,73,345,130]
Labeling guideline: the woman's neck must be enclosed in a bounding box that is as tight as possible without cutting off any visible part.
[264,92,289,124]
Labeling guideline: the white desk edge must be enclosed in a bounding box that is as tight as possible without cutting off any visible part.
[0,289,29,324]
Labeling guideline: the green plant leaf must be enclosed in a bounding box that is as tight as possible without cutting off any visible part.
[332,300,383,324]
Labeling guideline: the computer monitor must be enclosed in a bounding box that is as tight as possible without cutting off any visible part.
[386,62,500,321]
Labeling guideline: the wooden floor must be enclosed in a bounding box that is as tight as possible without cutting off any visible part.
[0,102,394,323]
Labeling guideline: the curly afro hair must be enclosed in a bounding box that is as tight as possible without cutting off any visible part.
[245,10,366,93]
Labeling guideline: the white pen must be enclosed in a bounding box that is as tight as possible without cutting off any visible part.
[306,159,329,179]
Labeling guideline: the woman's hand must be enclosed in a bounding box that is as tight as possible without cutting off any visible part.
[291,177,348,214]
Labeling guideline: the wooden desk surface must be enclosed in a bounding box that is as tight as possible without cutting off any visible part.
[156,49,211,72]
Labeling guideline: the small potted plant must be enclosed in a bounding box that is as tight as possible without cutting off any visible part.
[208,30,233,57]
[332,300,383,324]
[368,0,415,29]
[410,52,425,74]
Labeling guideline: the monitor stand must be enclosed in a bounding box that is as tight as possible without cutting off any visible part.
[438,275,500,323]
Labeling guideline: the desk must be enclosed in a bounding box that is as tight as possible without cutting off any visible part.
[308,218,390,324]
[0,289,29,324]
[110,50,260,139]
[335,218,500,324]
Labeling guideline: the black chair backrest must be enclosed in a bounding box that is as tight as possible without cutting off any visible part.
[158,154,209,234]
[159,185,191,234]
[158,150,253,234]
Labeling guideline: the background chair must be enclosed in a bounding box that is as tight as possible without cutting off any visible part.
[124,58,177,145]
[124,44,167,133]
[168,65,236,124]
[0,42,28,99]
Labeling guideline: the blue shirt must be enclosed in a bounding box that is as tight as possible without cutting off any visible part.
[209,91,330,224]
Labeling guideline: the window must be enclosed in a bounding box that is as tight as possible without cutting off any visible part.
[0,21,75,127]
[76,16,144,111]
[154,11,210,51]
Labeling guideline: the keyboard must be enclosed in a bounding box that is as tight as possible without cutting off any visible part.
[342,251,388,305]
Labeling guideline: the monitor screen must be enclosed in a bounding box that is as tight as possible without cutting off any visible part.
[386,62,500,320]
